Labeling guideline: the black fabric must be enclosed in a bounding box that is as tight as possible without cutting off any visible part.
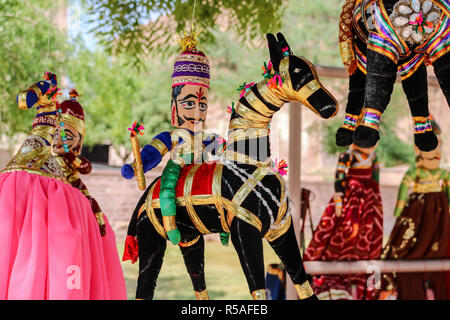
[230,218,266,293]
[135,213,167,300]
[401,64,438,151]
[353,49,397,148]
[268,224,308,285]
[336,69,366,146]
[433,53,450,107]
[364,49,398,111]
[179,236,206,292]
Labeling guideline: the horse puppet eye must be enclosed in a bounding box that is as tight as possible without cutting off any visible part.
[293,68,302,73]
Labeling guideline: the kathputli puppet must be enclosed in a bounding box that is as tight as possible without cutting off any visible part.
[304,142,383,300]
[380,116,449,300]
[123,32,339,300]
[0,74,126,299]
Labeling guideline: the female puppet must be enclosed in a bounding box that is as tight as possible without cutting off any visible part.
[336,0,449,152]
[304,143,383,300]
[380,118,449,300]
[0,74,126,299]
[121,31,228,299]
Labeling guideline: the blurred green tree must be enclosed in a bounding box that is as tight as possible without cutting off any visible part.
[0,0,68,140]
[86,0,284,65]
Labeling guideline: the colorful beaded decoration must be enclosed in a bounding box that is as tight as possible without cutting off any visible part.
[237,82,255,98]
[226,101,235,114]
[361,108,382,130]
[413,116,432,134]
[57,106,70,153]
[261,60,283,89]
[342,113,359,131]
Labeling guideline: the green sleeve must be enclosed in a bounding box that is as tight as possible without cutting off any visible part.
[160,160,182,217]
[372,153,380,183]
[393,166,415,218]
[440,169,450,207]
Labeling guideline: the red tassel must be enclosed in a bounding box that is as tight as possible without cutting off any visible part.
[122,235,139,263]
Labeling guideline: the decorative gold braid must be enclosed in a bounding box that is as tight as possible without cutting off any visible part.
[256,81,284,107]
[59,113,85,137]
[295,281,315,300]
[150,138,169,157]
[137,203,146,218]
[195,289,210,300]
[339,0,358,74]
[179,235,201,248]
[184,164,211,234]
[265,215,292,242]
[227,128,269,144]
[162,216,177,232]
[224,198,262,232]
[229,117,269,130]
[251,289,267,300]
[232,166,271,205]
[244,90,278,118]
[235,103,272,125]
[145,182,167,239]
[212,164,229,233]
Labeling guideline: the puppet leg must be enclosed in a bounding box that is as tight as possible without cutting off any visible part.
[432,53,450,107]
[178,236,209,300]
[135,213,167,300]
[268,223,317,300]
[353,49,397,148]
[336,68,366,146]
[230,219,266,299]
[401,63,438,151]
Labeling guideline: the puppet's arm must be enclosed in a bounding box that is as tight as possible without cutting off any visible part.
[393,167,415,218]
[121,131,173,179]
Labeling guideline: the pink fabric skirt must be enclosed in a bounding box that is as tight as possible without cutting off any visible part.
[0,171,127,300]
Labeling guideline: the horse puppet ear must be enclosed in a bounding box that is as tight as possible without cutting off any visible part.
[266,33,282,72]
[276,32,292,57]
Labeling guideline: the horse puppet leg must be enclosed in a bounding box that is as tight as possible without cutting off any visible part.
[336,68,367,146]
[135,212,167,300]
[353,49,397,148]
[432,53,450,108]
[178,236,209,300]
[401,63,438,151]
[268,223,317,300]
[230,218,267,300]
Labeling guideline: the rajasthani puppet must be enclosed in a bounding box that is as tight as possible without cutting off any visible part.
[336,0,449,152]
[304,144,383,300]
[121,33,227,299]
[0,74,126,299]
[380,118,449,300]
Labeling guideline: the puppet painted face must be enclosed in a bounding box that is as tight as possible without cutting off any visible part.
[171,84,208,131]
[53,123,83,156]
[415,140,441,170]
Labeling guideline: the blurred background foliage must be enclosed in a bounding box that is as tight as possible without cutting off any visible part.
[0,0,414,166]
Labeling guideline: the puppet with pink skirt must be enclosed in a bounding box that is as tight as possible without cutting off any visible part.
[0,73,126,300]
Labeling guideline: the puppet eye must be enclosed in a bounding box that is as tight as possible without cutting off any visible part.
[293,68,302,73]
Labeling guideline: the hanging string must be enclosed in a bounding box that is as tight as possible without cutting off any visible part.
[46,4,53,72]
[191,0,197,29]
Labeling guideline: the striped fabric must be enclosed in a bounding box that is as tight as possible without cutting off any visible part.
[361,108,382,130]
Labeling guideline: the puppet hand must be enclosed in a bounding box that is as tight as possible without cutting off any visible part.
[121,163,135,179]
[167,228,181,245]
[220,233,230,246]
